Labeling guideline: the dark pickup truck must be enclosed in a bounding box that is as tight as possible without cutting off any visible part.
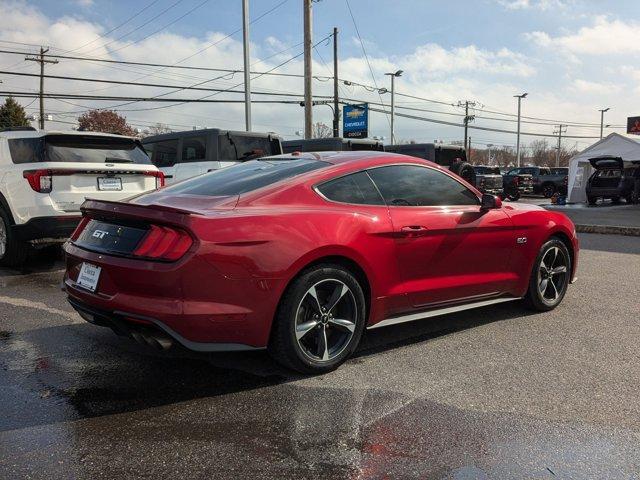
[500,167,534,201]
[504,166,568,198]
[472,166,504,196]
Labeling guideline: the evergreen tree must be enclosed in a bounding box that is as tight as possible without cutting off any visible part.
[0,97,30,130]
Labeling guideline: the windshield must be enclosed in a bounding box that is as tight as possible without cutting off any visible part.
[162,158,328,196]
[8,135,151,164]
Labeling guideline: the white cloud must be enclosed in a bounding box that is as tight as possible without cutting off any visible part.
[527,16,640,55]
[497,0,569,10]
[75,0,94,6]
[399,44,535,78]
[571,79,622,95]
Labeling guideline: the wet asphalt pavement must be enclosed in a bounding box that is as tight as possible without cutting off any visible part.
[1,234,640,479]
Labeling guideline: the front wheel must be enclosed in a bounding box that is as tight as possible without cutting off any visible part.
[269,264,366,374]
[524,239,571,312]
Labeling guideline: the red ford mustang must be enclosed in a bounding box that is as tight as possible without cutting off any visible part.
[63,152,578,373]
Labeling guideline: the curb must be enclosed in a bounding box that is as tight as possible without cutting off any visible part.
[575,224,640,237]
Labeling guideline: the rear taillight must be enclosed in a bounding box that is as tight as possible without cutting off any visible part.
[144,170,165,188]
[563,176,568,185]
[70,217,90,241]
[23,169,53,193]
[133,224,192,261]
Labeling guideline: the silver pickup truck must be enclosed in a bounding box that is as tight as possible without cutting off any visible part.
[472,165,504,196]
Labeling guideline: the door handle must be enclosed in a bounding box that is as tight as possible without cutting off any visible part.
[400,225,429,236]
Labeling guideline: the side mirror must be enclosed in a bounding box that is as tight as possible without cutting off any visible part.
[481,193,502,210]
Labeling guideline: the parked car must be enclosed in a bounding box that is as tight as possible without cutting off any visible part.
[142,129,282,184]
[586,156,638,205]
[0,128,163,267]
[63,151,578,373]
[472,165,503,196]
[282,137,384,153]
[384,143,476,184]
[505,166,567,198]
[497,167,533,201]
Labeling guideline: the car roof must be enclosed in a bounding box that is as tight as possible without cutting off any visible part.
[141,128,279,143]
[0,130,138,140]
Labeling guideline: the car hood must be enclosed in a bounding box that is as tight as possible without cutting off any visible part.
[502,202,545,213]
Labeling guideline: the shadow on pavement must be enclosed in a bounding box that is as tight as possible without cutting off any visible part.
[0,300,533,432]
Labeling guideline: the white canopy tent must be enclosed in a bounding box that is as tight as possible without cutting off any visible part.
[567,133,640,203]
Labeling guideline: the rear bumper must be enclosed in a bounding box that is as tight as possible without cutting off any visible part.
[63,242,283,350]
[586,187,628,198]
[67,296,263,352]
[12,215,81,242]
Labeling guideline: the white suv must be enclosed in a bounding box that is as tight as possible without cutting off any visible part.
[0,128,164,267]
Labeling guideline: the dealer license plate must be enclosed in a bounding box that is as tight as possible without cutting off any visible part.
[98,177,122,191]
[77,262,101,292]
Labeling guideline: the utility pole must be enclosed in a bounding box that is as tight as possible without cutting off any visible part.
[514,92,528,167]
[385,70,403,144]
[554,124,567,167]
[332,27,339,137]
[458,100,476,157]
[468,137,471,162]
[598,107,610,139]
[303,0,313,139]
[242,0,251,131]
[25,47,58,130]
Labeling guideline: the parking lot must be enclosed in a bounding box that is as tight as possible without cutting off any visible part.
[0,232,638,479]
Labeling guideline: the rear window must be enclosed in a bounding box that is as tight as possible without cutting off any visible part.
[9,135,151,165]
[218,134,280,162]
[162,158,327,196]
[144,139,178,168]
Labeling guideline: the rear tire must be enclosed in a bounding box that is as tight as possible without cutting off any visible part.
[524,238,571,312]
[611,196,621,205]
[268,264,366,374]
[450,162,476,185]
[0,208,29,268]
[587,196,597,206]
[542,183,556,198]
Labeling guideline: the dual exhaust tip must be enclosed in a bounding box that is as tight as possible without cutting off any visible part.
[129,330,174,351]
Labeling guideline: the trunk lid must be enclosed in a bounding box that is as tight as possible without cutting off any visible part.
[589,156,624,170]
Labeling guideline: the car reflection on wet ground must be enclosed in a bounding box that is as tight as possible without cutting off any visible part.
[1,233,640,479]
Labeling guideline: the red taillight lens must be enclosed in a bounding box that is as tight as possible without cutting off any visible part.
[133,224,192,261]
[23,169,52,193]
[144,170,165,188]
[70,217,90,241]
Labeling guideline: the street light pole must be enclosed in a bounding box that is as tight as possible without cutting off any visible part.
[303,0,313,139]
[599,107,610,139]
[385,70,402,144]
[332,27,339,137]
[242,0,251,131]
[514,92,527,167]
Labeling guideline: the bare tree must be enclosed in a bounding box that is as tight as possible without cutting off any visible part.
[141,123,172,137]
[311,122,332,138]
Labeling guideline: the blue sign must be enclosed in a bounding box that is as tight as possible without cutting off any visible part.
[343,103,368,139]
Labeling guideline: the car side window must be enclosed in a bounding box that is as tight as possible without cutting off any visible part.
[182,136,207,162]
[147,139,178,168]
[367,165,480,206]
[316,171,384,205]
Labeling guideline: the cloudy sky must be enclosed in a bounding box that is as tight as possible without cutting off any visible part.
[0,0,638,150]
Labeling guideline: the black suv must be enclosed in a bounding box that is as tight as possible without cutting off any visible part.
[586,156,639,205]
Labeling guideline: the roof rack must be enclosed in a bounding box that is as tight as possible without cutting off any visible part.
[0,126,37,132]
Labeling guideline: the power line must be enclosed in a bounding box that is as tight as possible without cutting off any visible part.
[68,0,162,53]
[344,0,390,127]
[81,0,187,55]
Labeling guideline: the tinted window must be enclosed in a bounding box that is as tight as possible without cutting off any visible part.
[435,147,466,165]
[163,158,327,197]
[474,166,500,174]
[368,165,479,206]
[146,139,178,168]
[182,136,206,162]
[317,171,384,205]
[9,135,150,164]
[218,134,278,161]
